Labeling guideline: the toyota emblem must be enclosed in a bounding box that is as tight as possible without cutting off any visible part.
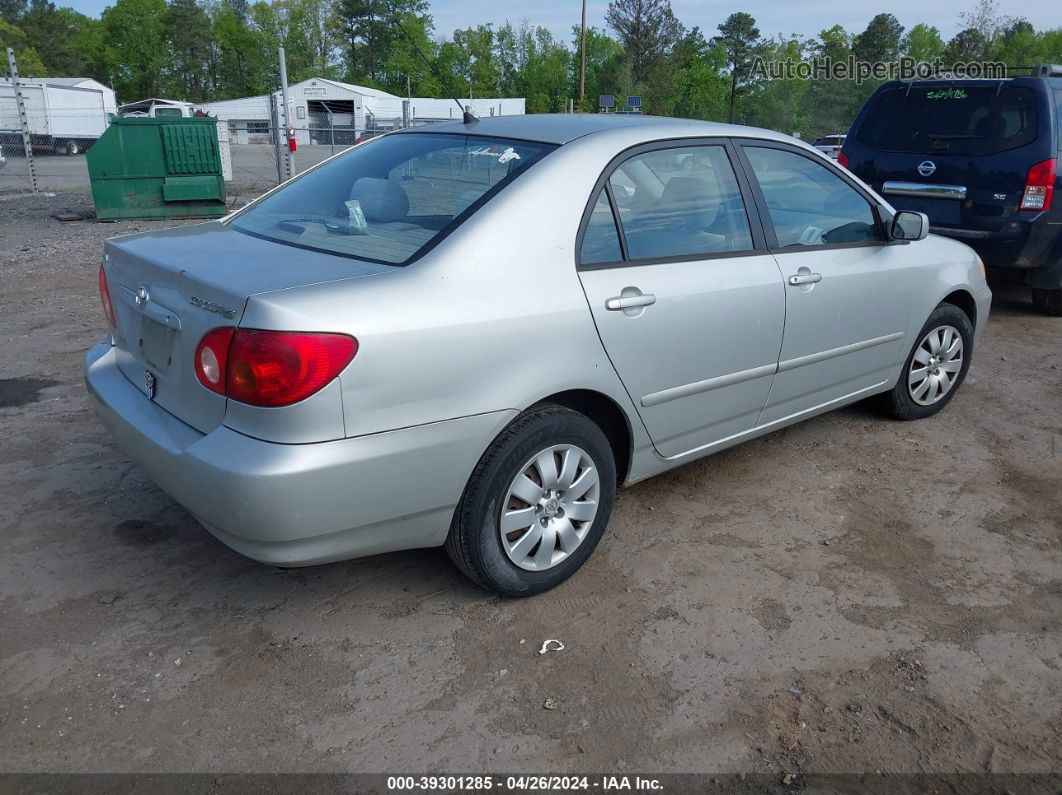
[917,160,936,177]
[135,285,150,310]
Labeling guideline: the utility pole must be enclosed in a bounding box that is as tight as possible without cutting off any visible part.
[578,0,587,111]
[6,48,38,193]
[278,46,294,180]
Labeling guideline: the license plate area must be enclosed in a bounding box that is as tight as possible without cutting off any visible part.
[139,317,177,373]
[890,196,961,226]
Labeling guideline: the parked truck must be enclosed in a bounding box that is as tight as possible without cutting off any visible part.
[0,77,117,155]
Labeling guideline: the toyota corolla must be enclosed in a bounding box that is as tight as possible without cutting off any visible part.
[86,114,991,595]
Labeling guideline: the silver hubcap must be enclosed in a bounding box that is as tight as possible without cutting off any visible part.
[908,324,964,406]
[500,444,600,572]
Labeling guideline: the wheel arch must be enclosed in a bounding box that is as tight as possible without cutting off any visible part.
[940,288,978,329]
[533,389,634,485]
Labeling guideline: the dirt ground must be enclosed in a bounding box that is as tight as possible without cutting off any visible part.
[1,191,1060,779]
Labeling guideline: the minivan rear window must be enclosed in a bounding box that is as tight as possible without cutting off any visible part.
[857,84,1038,156]
[232,133,555,265]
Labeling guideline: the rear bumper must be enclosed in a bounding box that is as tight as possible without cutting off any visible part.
[85,342,515,566]
[931,214,1062,288]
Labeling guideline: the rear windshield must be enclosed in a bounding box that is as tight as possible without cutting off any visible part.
[232,133,556,264]
[857,84,1039,155]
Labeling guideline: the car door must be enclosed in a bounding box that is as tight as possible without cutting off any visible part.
[577,141,786,459]
[736,142,917,425]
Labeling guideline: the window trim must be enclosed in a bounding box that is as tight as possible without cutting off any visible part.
[575,137,768,271]
[732,140,890,254]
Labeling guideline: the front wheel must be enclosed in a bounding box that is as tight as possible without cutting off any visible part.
[882,302,974,420]
[445,404,616,596]
[1031,287,1062,316]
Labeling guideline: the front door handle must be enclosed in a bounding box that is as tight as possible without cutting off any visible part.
[605,293,657,311]
[788,272,822,286]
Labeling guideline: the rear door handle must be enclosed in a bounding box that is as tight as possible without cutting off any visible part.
[606,293,656,311]
[788,272,822,286]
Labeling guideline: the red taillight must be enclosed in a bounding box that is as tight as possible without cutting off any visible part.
[194,327,235,395]
[194,328,357,407]
[99,265,117,328]
[1020,158,1055,211]
[837,150,850,169]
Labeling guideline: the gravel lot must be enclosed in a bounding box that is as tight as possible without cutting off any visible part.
[1,191,1060,778]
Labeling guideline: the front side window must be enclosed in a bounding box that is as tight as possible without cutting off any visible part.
[745,146,880,248]
[232,133,555,265]
[607,145,753,261]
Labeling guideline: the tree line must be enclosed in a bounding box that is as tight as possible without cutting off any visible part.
[1,0,1060,138]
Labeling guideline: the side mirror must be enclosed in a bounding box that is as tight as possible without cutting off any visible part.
[890,210,929,242]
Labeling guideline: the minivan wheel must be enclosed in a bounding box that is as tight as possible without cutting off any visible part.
[445,404,616,596]
[1031,287,1062,316]
[882,303,974,420]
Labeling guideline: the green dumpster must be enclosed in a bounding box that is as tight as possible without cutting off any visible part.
[87,116,227,220]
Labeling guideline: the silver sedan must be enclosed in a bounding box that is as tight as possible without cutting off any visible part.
[86,114,991,595]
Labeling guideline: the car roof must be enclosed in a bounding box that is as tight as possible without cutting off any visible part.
[395,113,798,146]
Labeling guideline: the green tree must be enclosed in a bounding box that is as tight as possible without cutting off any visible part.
[212,3,271,98]
[164,0,213,99]
[902,23,945,65]
[853,13,904,63]
[382,10,442,96]
[605,0,683,84]
[804,25,859,137]
[945,27,989,62]
[100,0,168,100]
[712,11,760,123]
[328,0,428,85]
[0,17,47,75]
[568,25,625,111]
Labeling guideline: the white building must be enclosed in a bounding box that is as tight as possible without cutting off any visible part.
[197,77,525,145]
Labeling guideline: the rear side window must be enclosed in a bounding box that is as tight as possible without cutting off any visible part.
[580,190,623,265]
[745,146,880,247]
[232,133,555,265]
[607,145,753,261]
[857,85,1038,156]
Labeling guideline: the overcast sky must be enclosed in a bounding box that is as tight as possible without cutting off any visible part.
[62,0,1062,43]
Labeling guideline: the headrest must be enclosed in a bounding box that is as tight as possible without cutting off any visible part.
[350,177,409,222]
[657,177,718,229]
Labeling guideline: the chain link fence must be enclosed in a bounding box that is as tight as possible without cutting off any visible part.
[0,109,420,197]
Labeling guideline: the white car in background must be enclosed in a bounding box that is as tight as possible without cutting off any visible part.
[0,143,6,170]
[813,134,846,159]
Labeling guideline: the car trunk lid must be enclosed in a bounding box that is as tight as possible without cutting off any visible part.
[104,221,391,433]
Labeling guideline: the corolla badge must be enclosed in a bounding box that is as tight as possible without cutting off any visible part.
[917,160,937,177]
[189,295,236,319]
[134,285,150,310]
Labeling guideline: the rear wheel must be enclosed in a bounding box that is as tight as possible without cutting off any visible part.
[882,303,973,420]
[445,404,616,596]
[1031,287,1062,316]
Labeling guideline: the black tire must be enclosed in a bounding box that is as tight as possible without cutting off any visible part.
[882,302,974,420]
[445,404,617,597]
[1031,287,1062,316]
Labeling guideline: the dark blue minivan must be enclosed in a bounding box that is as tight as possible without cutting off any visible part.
[842,67,1062,315]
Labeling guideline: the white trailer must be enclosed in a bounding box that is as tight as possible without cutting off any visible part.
[0,77,117,155]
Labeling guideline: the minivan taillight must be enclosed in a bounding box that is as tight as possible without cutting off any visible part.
[99,265,117,328]
[194,328,357,407]
[1020,158,1055,211]
[837,150,849,169]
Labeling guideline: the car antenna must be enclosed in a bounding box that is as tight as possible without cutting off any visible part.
[391,13,477,126]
